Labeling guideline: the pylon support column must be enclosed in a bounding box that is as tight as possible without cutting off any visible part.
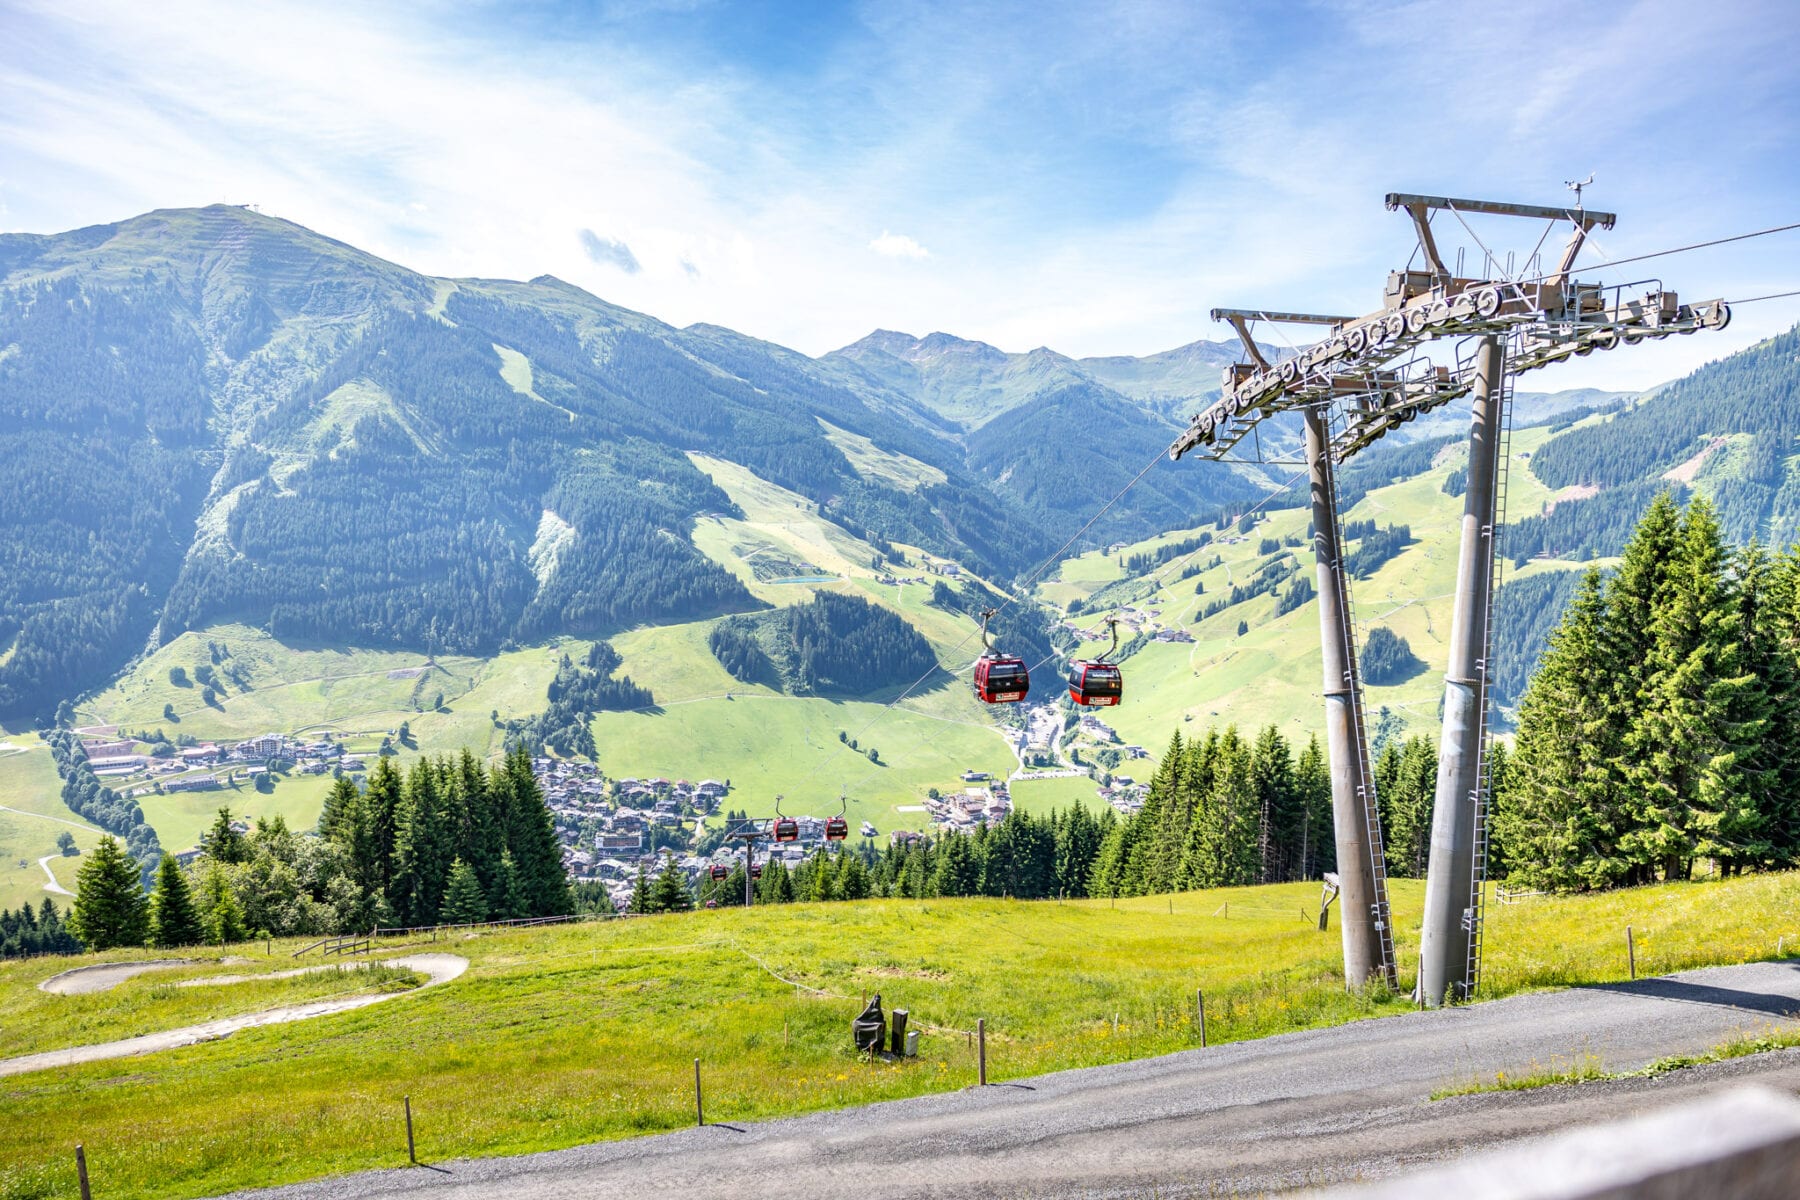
[1304,406,1395,991]
[1419,335,1507,1006]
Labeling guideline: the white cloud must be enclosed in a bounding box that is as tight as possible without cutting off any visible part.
[0,0,1791,382]
[868,230,930,260]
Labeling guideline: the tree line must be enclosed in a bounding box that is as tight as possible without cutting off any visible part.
[1087,727,1334,897]
[1497,491,1800,890]
[61,746,575,951]
[44,729,164,884]
[0,899,81,959]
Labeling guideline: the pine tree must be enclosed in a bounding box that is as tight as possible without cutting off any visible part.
[69,835,148,950]
[628,860,652,914]
[1054,803,1103,897]
[1500,568,1630,891]
[1294,735,1334,879]
[651,852,691,910]
[317,776,359,842]
[148,850,203,948]
[439,858,488,925]
[1250,726,1296,883]
[197,861,246,945]
[393,759,450,926]
[506,746,573,916]
[362,756,404,895]
[1623,497,1744,881]
[202,807,247,864]
[808,849,839,902]
[836,850,871,900]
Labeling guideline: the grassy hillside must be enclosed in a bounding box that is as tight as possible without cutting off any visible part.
[0,739,106,912]
[596,455,1018,828]
[3,871,1797,1200]
[1037,420,1595,751]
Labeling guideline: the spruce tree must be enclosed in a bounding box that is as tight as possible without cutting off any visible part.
[836,850,872,900]
[202,807,247,864]
[362,757,405,895]
[393,759,451,926]
[506,746,573,916]
[69,835,148,950]
[1250,726,1296,883]
[808,849,839,902]
[148,850,203,948]
[317,776,359,842]
[651,855,693,912]
[1294,735,1334,879]
[197,861,246,945]
[440,858,489,925]
[1501,569,1629,891]
[1623,497,1744,881]
[628,860,652,914]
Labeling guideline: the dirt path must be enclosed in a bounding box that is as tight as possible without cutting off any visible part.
[4,954,466,1078]
[39,959,193,994]
[36,855,74,896]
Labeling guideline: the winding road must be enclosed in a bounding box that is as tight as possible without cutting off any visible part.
[225,960,1800,1199]
[2,953,466,1079]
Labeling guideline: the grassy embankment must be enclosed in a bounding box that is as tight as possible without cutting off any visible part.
[3,870,1799,1200]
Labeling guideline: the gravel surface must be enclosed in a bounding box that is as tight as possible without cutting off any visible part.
[3,953,467,1079]
[38,959,193,994]
[221,960,1800,1199]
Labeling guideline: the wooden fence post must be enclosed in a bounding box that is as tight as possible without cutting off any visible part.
[404,1096,416,1164]
[1627,926,1636,980]
[977,1018,987,1086]
[694,1059,704,1127]
[1196,989,1206,1047]
[75,1145,91,1200]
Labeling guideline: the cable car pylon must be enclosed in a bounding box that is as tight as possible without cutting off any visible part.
[1173,187,1728,1000]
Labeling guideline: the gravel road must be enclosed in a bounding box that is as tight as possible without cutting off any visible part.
[4,953,467,1079]
[223,959,1800,1199]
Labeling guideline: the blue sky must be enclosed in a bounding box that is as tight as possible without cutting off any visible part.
[1,0,1796,388]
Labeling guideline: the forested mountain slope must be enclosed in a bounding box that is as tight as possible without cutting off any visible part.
[1518,325,1800,552]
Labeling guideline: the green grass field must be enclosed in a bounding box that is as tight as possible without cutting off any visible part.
[0,740,106,913]
[1008,775,1103,816]
[3,870,1797,1200]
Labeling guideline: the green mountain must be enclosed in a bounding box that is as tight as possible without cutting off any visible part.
[0,205,1258,723]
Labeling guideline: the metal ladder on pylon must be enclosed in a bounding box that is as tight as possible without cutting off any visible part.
[1462,354,1515,1000]
[1327,404,1399,989]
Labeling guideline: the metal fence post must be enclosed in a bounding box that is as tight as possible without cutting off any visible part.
[1627,925,1636,980]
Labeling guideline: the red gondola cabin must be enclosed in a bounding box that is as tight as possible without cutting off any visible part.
[974,653,1030,703]
[709,864,728,880]
[773,817,799,842]
[1067,660,1123,707]
[825,816,849,841]
[750,863,764,880]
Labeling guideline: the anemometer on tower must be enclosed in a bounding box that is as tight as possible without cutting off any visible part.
[1170,184,1728,1002]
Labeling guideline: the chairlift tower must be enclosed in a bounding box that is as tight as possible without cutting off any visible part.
[1172,191,1729,999]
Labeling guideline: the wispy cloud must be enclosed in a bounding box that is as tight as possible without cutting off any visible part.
[579,229,642,273]
[869,231,929,260]
[0,0,1793,388]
